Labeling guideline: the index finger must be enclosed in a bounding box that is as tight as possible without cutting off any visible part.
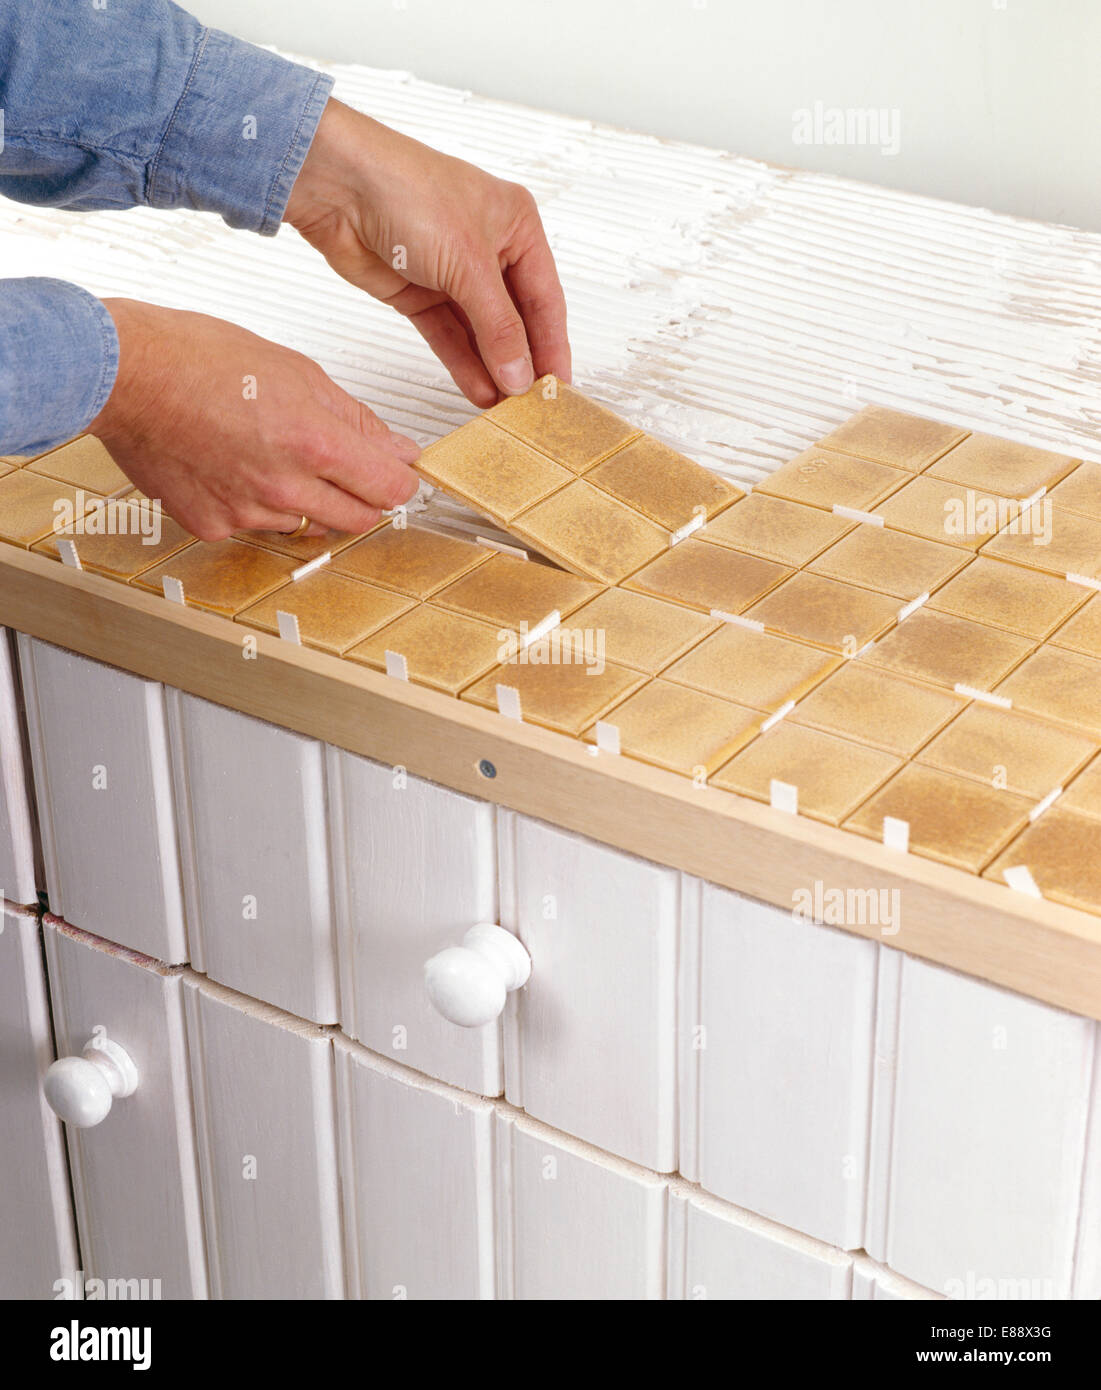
[505,225,572,384]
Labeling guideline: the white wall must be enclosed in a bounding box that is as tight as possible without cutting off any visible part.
[189,0,1100,232]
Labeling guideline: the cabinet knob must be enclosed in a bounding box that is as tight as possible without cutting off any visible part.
[424,924,531,1027]
[43,1036,139,1128]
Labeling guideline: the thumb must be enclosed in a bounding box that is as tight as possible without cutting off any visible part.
[462,262,535,396]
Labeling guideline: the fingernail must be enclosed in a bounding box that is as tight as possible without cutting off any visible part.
[498,358,534,395]
[390,433,421,463]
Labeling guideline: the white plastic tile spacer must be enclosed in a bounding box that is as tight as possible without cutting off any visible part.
[161,576,185,605]
[848,640,878,660]
[897,592,930,622]
[761,699,795,732]
[832,504,884,527]
[57,539,83,571]
[276,611,301,645]
[883,816,910,852]
[496,684,522,721]
[1003,864,1042,899]
[710,608,765,631]
[669,512,707,545]
[291,552,331,582]
[1067,572,1101,592]
[769,779,798,814]
[523,608,561,649]
[1029,786,1063,822]
[385,650,409,681]
[476,535,529,560]
[1021,485,1047,511]
[953,684,1013,708]
[594,720,621,754]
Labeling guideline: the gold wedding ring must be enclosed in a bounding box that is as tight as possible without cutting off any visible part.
[285,515,311,539]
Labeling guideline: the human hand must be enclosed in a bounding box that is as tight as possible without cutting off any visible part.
[285,98,571,408]
[88,298,420,541]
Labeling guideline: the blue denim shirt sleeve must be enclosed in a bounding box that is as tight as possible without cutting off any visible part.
[0,0,334,453]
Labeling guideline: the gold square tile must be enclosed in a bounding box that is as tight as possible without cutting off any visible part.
[927,556,1087,640]
[584,680,763,776]
[416,415,573,522]
[461,657,644,737]
[711,722,901,825]
[0,455,32,467]
[0,462,13,480]
[236,571,415,654]
[585,436,741,531]
[0,470,104,547]
[29,436,130,494]
[434,551,601,631]
[994,646,1101,738]
[859,608,1033,692]
[806,525,969,601]
[927,432,1078,500]
[563,588,719,674]
[818,406,969,472]
[915,705,1095,800]
[32,501,191,580]
[510,480,669,584]
[346,605,504,695]
[746,572,900,654]
[486,377,639,473]
[1049,461,1101,522]
[133,539,295,616]
[874,475,1011,550]
[1051,596,1101,659]
[755,447,906,512]
[664,623,840,711]
[981,506,1101,580]
[701,492,854,566]
[1060,754,1101,821]
[623,538,790,615]
[328,522,491,598]
[789,664,965,756]
[236,526,365,563]
[843,764,1033,873]
[985,809,1101,917]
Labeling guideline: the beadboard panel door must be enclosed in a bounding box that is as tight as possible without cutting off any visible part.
[501,813,679,1172]
[335,1039,496,1300]
[875,956,1095,1299]
[0,630,38,906]
[667,1186,852,1300]
[43,920,206,1299]
[329,749,500,1095]
[0,906,78,1298]
[184,976,344,1299]
[696,885,878,1249]
[496,1111,666,1300]
[19,638,187,963]
[168,693,338,1024]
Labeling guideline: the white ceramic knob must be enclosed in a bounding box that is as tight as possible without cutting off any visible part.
[424,924,531,1027]
[43,1036,139,1128]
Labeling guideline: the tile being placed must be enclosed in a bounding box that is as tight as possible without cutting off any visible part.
[564,588,719,674]
[134,538,295,616]
[981,506,1101,580]
[700,492,854,566]
[711,722,901,825]
[346,604,504,695]
[994,646,1101,739]
[1048,461,1101,522]
[434,551,600,631]
[927,556,1088,640]
[236,571,415,655]
[1050,596,1101,659]
[328,521,492,598]
[755,446,906,513]
[985,809,1101,917]
[927,432,1078,500]
[584,679,763,776]
[585,435,742,531]
[806,524,969,601]
[788,664,965,757]
[1059,754,1101,822]
[460,656,644,737]
[29,436,130,494]
[818,406,969,472]
[663,623,840,711]
[32,500,191,580]
[486,377,640,472]
[874,475,1011,551]
[746,571,900,655]
[858,609,1034,693]
[416,415,573,522]
[843,764,1033,874]
[509,480,669,584]
[915,705,1096,800]
[0,470,104,547]
[624,538,790,615]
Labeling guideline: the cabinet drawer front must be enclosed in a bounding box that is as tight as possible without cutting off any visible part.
[0,630,37,906]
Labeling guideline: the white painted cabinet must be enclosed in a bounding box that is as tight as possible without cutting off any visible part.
[497,1111,666,1300]
[851,1257,940,1301]
[184,975,345,1299]
[329,750,501,1095]
[20,638,187,962]
[169,693,338,1023]
[1073,1037,1101,1299]
[0,905,78,1297]
[335,1039,496,1299]
[502,813,679,1173]
[873,956,1095,1299]
[43,919,206,1299]
[695,884,878,1249]
[0,629,38,906]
